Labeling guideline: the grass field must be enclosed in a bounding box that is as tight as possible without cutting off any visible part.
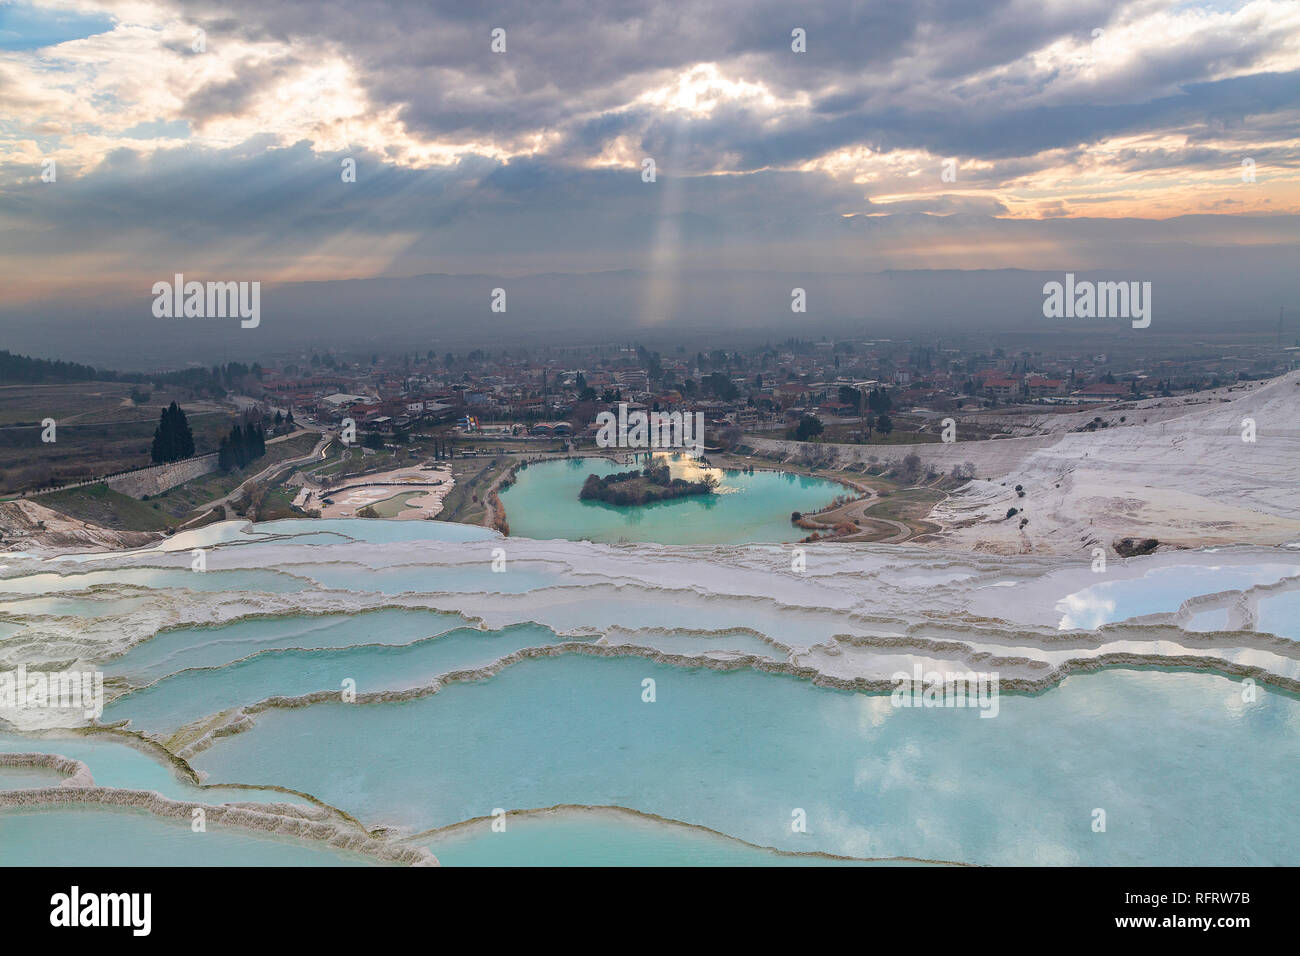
[37,484,178,532]
[817,424,944,445]
[437,456,514,525]
[257,485,304,521]
[862,487,946,535]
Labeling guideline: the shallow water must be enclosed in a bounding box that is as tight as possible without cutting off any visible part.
[424,809,897,866]
[1258,591,1300,641]
[192,657,1299,865]
[0,767,65,789]
[103,622,579,734]
[0,732,308,806]
[103,608,471,682]
[1057,564,1300,629]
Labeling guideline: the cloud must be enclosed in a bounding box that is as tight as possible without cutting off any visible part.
[0,0,1295,312]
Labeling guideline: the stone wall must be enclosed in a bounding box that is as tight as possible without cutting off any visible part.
[105,454,220,498]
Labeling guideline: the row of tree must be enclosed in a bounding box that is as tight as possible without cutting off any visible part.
[217,422,267,472]
[0,350,261,399]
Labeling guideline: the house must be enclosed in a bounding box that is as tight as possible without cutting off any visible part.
[322,393,369,409]
[1025,376,1064,397]
[983,377,1021,399]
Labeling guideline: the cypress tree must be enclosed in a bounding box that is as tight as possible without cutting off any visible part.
[151,402,194,463]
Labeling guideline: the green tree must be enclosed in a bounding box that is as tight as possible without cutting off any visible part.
[150,402,195,463]
[795,415,824,441]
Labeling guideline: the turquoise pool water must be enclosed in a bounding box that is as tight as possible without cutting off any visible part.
[423,809,899,866]
[0,767,65,789]
[1258,591,1300,641]
[499,455,845,544]
[104,608,471,681]
[1058,564,1300,629]
[103,623,578,734]
[192,656,1300,865]
[0,732,308,806]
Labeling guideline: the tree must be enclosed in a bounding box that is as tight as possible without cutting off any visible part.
[876,414,894,435]
[150,402,195,463]
[216,420,267,472]
[704,371,738,401]
[900,453,922,483]
[794,415,824,442]
[867,387,892,414]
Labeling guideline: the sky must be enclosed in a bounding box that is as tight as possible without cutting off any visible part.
[0,0,1297,363]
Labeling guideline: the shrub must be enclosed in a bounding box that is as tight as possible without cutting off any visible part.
[1114,537,1159,557]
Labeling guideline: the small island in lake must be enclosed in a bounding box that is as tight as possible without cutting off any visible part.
[579,461,719,506]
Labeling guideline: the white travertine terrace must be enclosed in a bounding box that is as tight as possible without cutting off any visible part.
[750,370,1300,554]
[1,527,1297,736]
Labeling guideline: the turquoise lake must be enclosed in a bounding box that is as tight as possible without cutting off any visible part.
[499,455,845,543]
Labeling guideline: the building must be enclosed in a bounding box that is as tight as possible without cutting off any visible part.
[1025,376,1064,397]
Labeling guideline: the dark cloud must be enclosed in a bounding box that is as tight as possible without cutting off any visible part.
[160,0,1293,166]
